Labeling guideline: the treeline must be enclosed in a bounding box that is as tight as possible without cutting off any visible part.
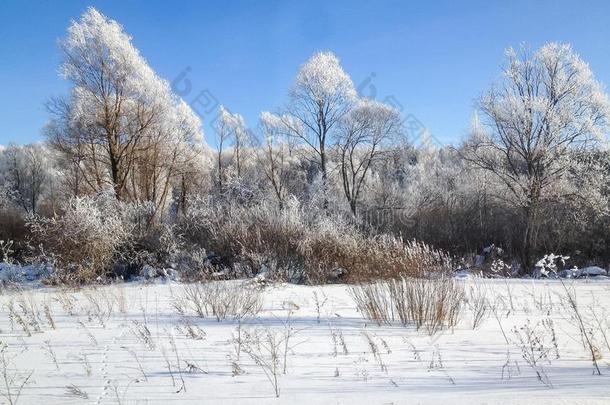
[1,8,609,283]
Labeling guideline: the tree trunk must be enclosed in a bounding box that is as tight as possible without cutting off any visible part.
[109,153,122,200]
[349,199,357,217]
[320,148,329,210]
[520,202,538,276]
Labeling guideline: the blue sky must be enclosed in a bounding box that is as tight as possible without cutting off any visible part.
[1,0,610,147]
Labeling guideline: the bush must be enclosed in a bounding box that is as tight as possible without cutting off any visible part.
[180,197,452,283]
[0,208,28,261]
[27,193,134,283]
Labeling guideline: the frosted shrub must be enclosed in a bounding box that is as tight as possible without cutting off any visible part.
[329,236,453,282]
[182,197,313,280]
[28,193,133,283]
[182,196,453,283]
[364,237,453,279]
[0,240,14,264]
[535,253,570,277]
[296,215,361,281]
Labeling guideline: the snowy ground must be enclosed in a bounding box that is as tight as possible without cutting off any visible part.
[1,278,609,404]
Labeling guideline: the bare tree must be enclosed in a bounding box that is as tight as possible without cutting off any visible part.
[214,107,231,193]
[258,112,297,209]
[0,144,50,215]
[462,43,610,273]
[337,100,402,216]
[214,105,251,192]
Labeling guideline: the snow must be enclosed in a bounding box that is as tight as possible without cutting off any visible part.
[578,266,608,277]
[1,278,610,404]
[558,267,608,279]
[0,263,48,283]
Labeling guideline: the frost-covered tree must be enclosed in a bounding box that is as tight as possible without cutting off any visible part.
[130,100,203,219]
[275,52,356,207]
[215,106,249,186]
[47,7,203,213]
[337,99,402,216]
[463,43,610,273]
[259,112,298,209]
[213,106,233,193]
[173,145,215,217]
[0,143,53,215]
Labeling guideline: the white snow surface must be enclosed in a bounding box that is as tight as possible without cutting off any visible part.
[1,278,610,404]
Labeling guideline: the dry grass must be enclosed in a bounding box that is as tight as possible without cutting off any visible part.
[351,276,463,334]
[349,283,393,325]
[0,343,32,405]
[467,281,490,329]
[176,281,263,321]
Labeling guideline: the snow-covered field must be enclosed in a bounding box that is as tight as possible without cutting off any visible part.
[1,278,610,404]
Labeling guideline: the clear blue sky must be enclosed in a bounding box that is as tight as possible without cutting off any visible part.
[2,0,610,147]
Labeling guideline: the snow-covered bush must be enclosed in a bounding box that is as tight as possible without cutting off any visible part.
[181,196,452,283]
[535,254,570,278]
[0,263,50,284]
[0,240,14,264]
[28,193,134,283]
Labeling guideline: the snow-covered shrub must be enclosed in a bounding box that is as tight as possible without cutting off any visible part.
[182,196,308,279]
[490,258,511,276]
[0,207,29,262]
[295,214,361,282]
[301,229,452,282]
[181,197,452,283]
[171,247,211,281]
[0,240,14,264]
[131,219,185,269]
[535,253,570,278]
[28,193,134,283]
[0,263,50,284]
